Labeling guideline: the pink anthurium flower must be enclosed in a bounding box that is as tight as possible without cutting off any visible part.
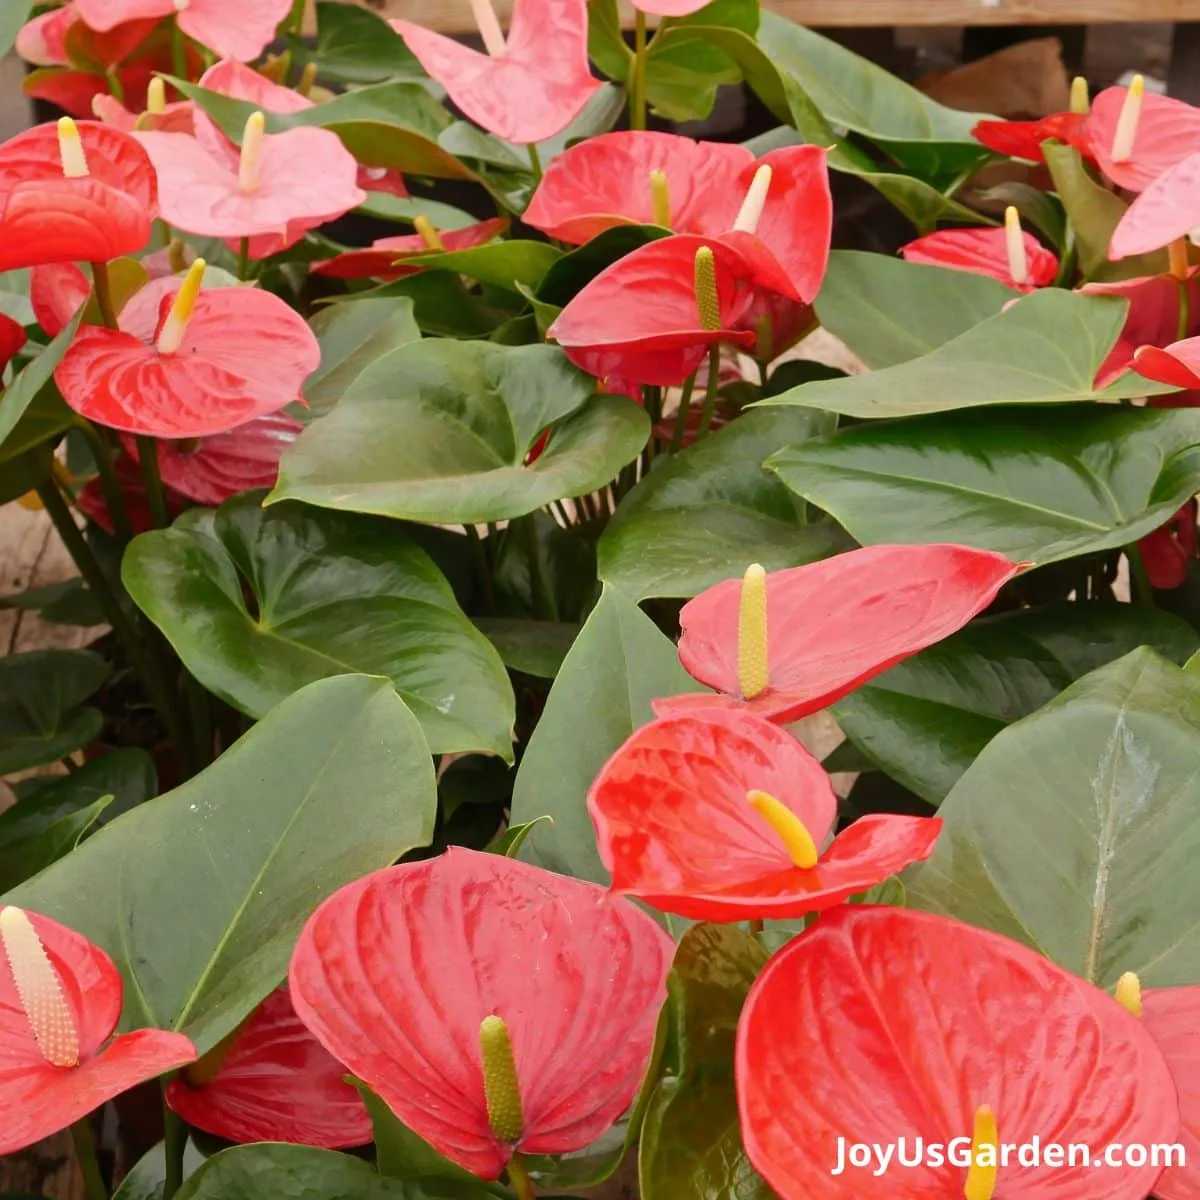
[119,411,303,505]
[654,546,1022,724]
[15,5,76,66]
[588,708,941,921]
[0,906,197,1156]
[73,0,292,63]
[1140,985,1200,1200]
[92,76,194,135]
[1110,151,1200,259]
[901,210,1058,293]
[165,988,371,1149]
[737,906,1181,1200]
[55,260,321,438]
[391,0,602,144]
[137,110,365,256]
[311,217,510,281]
[1087,80,1200,193]
[289,848,673,1181]
[0,118,156,271]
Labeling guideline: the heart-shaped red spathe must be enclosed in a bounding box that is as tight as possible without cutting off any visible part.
[1134,335,1200,389]
[737,906,1182,1200]
[588,708,939,921]
[901,227,1058,292]
[391,0,601,144]
[1143,987,1200,1200]
[0,120,157,270]
[288,848,674,1180]
[657,544,1021,724]
[55,276,321,438]
[165,987,371,1149]
[972,111,1092,164]
[1088,86,1200,194]
[0,907,197,1156]
[310,217,510,281]
[1136,501,1198,589]
[1110,152,1200,259]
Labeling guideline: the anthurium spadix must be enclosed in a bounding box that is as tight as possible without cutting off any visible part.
[289,848,673,1180]
[588,708,941,921]
[901,210,1058,293]
[56,261,320,437]
[0,906,197,1156]
[0,117,157,270]
[736,907,1181,1200]
[1087,80,1200,192]
[654,545,1022,724]
[391,0,601,144]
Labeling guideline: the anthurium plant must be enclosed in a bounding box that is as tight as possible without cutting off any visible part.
[4,0,1200,1197]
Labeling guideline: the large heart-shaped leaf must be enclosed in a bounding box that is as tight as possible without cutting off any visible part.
[399,241,561,293]
[269,341,649,525]
[122,493,514,759]
[769,404,1200,564]
[598,409,843,601]
[814,251,1019,369]
[0,650,109,775]
[510,586,703,883]
[835,604,1199,804]
[907,649,1200,987]
[9,674,437,1052]
[639,924,772,1200]
[761,290,1176,418]
[299,1,425,85]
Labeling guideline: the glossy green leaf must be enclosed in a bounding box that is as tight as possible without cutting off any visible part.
[0,308,84,457]
[123,493,514,759]
[305,297,421,414]
[908,649,1200,987]
[640,924,771,1200]
[400,241,561,293]
[0,650,108,775]
[9,674,437,1052]
[348,272,510,339]
[761,290,1177,418]
[835,604,1199,804]
[474,618,578,678]
[511,586,703,883]
[536,225,669,307]
[356,193,478,229]
[599,409,844,601]
[814,250,1019,369]
[769,404,1200,564]
[0,791,109,891]
[111,1140,206,1200]
[0,578,105,627]
[484,815,554,858]
[304,0,424,84]
[270,341,649,525]
[493,512,597,624]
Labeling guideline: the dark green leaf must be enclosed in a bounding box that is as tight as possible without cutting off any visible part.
[474,618,579,678]
[493,512,597,624]
[307,1,425,84]
[483,815,554,857]
[9,674,437,1053]
[346,272,510,338]
[400,242,561,293]
[907,649,1200,987]
[123,493,514,759]
[0,578,103,626]
[536,225,669,307]
[0,308,84,457]
[588,0,631,80]
[511,586,703,882]
[111,1139,206,1200]
[270,341,649,525]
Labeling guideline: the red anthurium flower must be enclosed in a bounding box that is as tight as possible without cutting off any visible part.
[289,848,673,1181]
[76,451,189,534]
[1110,152,1200,260]
[73,0,292,62]
[655,546,1021,724]
[31,262,90,338]
[588,709,940,921]
[0,313,27,375]
[56,260,321,438]
[0,905,197,1156]
[1141,985,1200,1200]
[901,213,1058,293]
[0,118,156,271]
[119,411,303,505]
[1088,80,1200,193]
[736,907,1180,1200]
[1132,333,1200,388]
[165,987,371,1149]
[311,217,510,281]
[391,0,601,144]
[972,111,1093,165]
[138,112,365,255]
[1136,500,1198,589]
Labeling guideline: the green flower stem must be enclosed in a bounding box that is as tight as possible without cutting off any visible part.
[696,344,721,440]
[91,261,118,329]
[70,1118,108,1200]
[527,143,543,181]
[630,10,649,132]
[135,434,171,529]
[162,1095,187,1200]
[78,422,134,544]
[1179,276,1191,343]
[1128,544,1156,607]
[670,372,697,452]
[523,517,557,621]
[236,236,251,282]
[171,18,187,78]
[506,1154,537,1200]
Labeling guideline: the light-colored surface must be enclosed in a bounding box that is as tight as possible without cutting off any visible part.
[326,0,1200,31]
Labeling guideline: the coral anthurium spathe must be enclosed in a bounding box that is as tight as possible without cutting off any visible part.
[55,262,321,438]
[31,262,91,337]
[137,113,365,253]
[289,848,674,1180]
[1110,153,1200,260]
[1142,986,1200,1200]
[655,545,1022,724]
[1132,334,1200,389]
[77,451,189,534]
[736,906,1181,1200]
[1137,501,1198,589]
[390,0,601,144]
[900,219,1058,293]
[165,988,371,1149]
[0,906,197,1155]
[588,709,941,921]
[0,118,157,271]
[119,411,303,505]
[1087,83,1200,193]
[73,0,292,62]
[972,111,1093,165]
[0,312,27,375]
[311,217,510,281]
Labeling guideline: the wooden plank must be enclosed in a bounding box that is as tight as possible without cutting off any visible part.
[349,0,1196,30]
